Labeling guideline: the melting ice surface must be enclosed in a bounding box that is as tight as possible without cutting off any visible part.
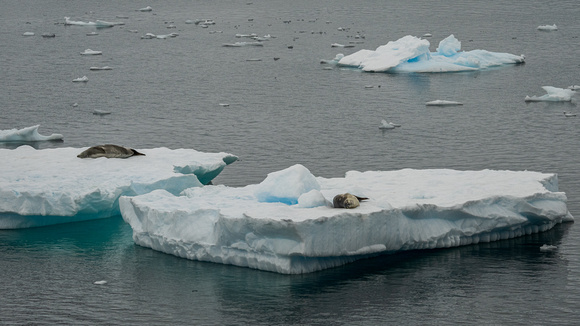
[0,125,63,142]
[525,86,576,102]
[0,146,237,229]
[330,34,525,73]
[120,164,573,274]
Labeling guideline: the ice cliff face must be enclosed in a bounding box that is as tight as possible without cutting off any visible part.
[120,166,572,274]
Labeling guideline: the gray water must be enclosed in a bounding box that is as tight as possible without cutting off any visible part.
[1,0,580,324]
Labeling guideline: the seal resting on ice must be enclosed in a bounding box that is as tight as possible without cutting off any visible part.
[333,193,369,209]
[77,144,145,158]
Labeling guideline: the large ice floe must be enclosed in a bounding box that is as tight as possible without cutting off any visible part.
[525,86,576,102]
[120,164,572,274]
[327,34,525,73]
[0,146,237,229]
[0,125,63,142]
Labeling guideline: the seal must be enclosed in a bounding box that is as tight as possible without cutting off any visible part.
[333,193,369,209]
[77,144,145,159]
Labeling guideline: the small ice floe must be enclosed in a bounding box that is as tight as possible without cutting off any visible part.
[0,125,64,142]
[379,119,400,129]
[128,29,139,33]
[246,58,262,61]
[525,86,575,102]
[80,49,102,55]
[90,66,112,70]
[42,33,56,38]
[568,85,580,90]
[141,33,156,39]
[185,20,194,24]
[252,34,274,41]
[95,20,125,27]
[22,32,35,36]
[86,32,98,36]
[196,19,215,25]
[137,6,153,12]
[93,110,112,116]
[423,33,432,37]
[72,103,79,107]
[364,85,374,89]
[539,244,557,252]
[331,43,355,48]
[537,24,557,31]
[563,112,576,117]
[222,42,263,47]
[219,103,230,107]
[426,100,463,106]
[93,280,108,285]
[72,76,88,82]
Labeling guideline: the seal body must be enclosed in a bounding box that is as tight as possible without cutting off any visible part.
[77,144,145,158]
[333,193,369,209]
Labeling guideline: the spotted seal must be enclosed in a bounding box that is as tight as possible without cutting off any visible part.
[77,144,145,158]
[333,193,369,209]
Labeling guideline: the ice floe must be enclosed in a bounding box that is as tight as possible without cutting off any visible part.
[137,6,153,12]
[72,76,88,82]
[537,24,558,31]
[120,164,572,274]
[426,100,463,106]
[81,49,102,55]
[90,66,112,70]
[22,32,35,36]
[0,125,63,142]
[222,42,264,47]
[540,244,558,252]
[525,86,576,102]
[0,146,237,229]
[64,17,124,27]
[330,34,524,73]
[379,119,399,129]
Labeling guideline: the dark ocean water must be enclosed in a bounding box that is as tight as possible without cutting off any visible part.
[1,0,580,324]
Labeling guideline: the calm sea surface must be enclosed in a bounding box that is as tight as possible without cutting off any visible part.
[1,0,580,324]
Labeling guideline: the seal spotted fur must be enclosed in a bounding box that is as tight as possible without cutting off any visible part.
[77,144,145,158]
[333,193,369,209]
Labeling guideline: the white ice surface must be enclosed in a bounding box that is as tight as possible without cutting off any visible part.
[0,125,63,142]
[334,34,524,73]
[525,86,576,102]
[0,146,237,229]
[120,164,572,274]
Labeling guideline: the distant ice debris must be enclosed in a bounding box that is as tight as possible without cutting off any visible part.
[41,33,56,38]
[331,43,355,48]
[93,110,112,115]
[563,112,576,117]
[72,76,88,82]
[120,165,572,274]
[537,24,557,31]
[64,17,124,27]
[379,120,395,129]
[236,33,257,38]
[330,34,524,73]
[568,85,580,90]
[22,32,35,36]
[426,100,463,106]
[222,42,263,47]
[525,86,575,102]
[0,125,63,142]
[0,146,238,229]
[540,244,557,252]
[93,280,107,285]
[141,33,178,39]
[423,33,432,37]
[137,6,153,12]
[219,103,230,107]
[80,49,102,55]
[86,32,98,36]
[90,66,112,70]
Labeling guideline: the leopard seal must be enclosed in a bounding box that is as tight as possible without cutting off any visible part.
[77,144,145,158]
[333,193,369,209]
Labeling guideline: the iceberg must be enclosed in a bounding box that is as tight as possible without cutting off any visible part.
[0,146,237,229]
[120,164,572,274]
[537,24,558,31]
[332,34,525,73]
[525,86,576,102]
[0,125,63,142]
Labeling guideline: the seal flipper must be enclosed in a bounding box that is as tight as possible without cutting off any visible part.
[355,196,369,201]
[130,149,145,156]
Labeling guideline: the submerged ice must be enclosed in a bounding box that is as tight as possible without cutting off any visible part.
[330,34,524,73]
[0,146,237,229]
[525,86,576,102]
[120,164,572,274]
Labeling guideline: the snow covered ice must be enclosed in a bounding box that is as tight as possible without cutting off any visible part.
[120,164,572,274]
[525,86,576,102]
[0,146,237,229]
[330,34,524,73]
[0,125,63,142]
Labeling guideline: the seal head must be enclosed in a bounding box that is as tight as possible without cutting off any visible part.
[77,144,145,158]
[333,193,369,209]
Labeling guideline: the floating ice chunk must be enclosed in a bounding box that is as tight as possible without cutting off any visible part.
[331,43,355,48]
[22,32,35,36]
[540,244,557,252]
[72,76,88,82]
[92,110,112,115]
[423,33,432,37]
[120,168,572,274]
[137,6,153,12]
[141,33,156,39]
[235,33,257,38]
[525,86,575,102]
[80,49,102,55]
[222,42,263,47]
[379,119,396,129]
[0,125,63,142]
[64,17,121,27]
[537,24,557,31]
[86,32,98,36]
[0,147,237,229]
[335,34,524,73]
[426,100,463,106]
[563,112,576,117]
[89,66,112,70]
[93,280,107,285]
[41,33,55,38]
[254,164,321,205]
[568,85,580,90]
